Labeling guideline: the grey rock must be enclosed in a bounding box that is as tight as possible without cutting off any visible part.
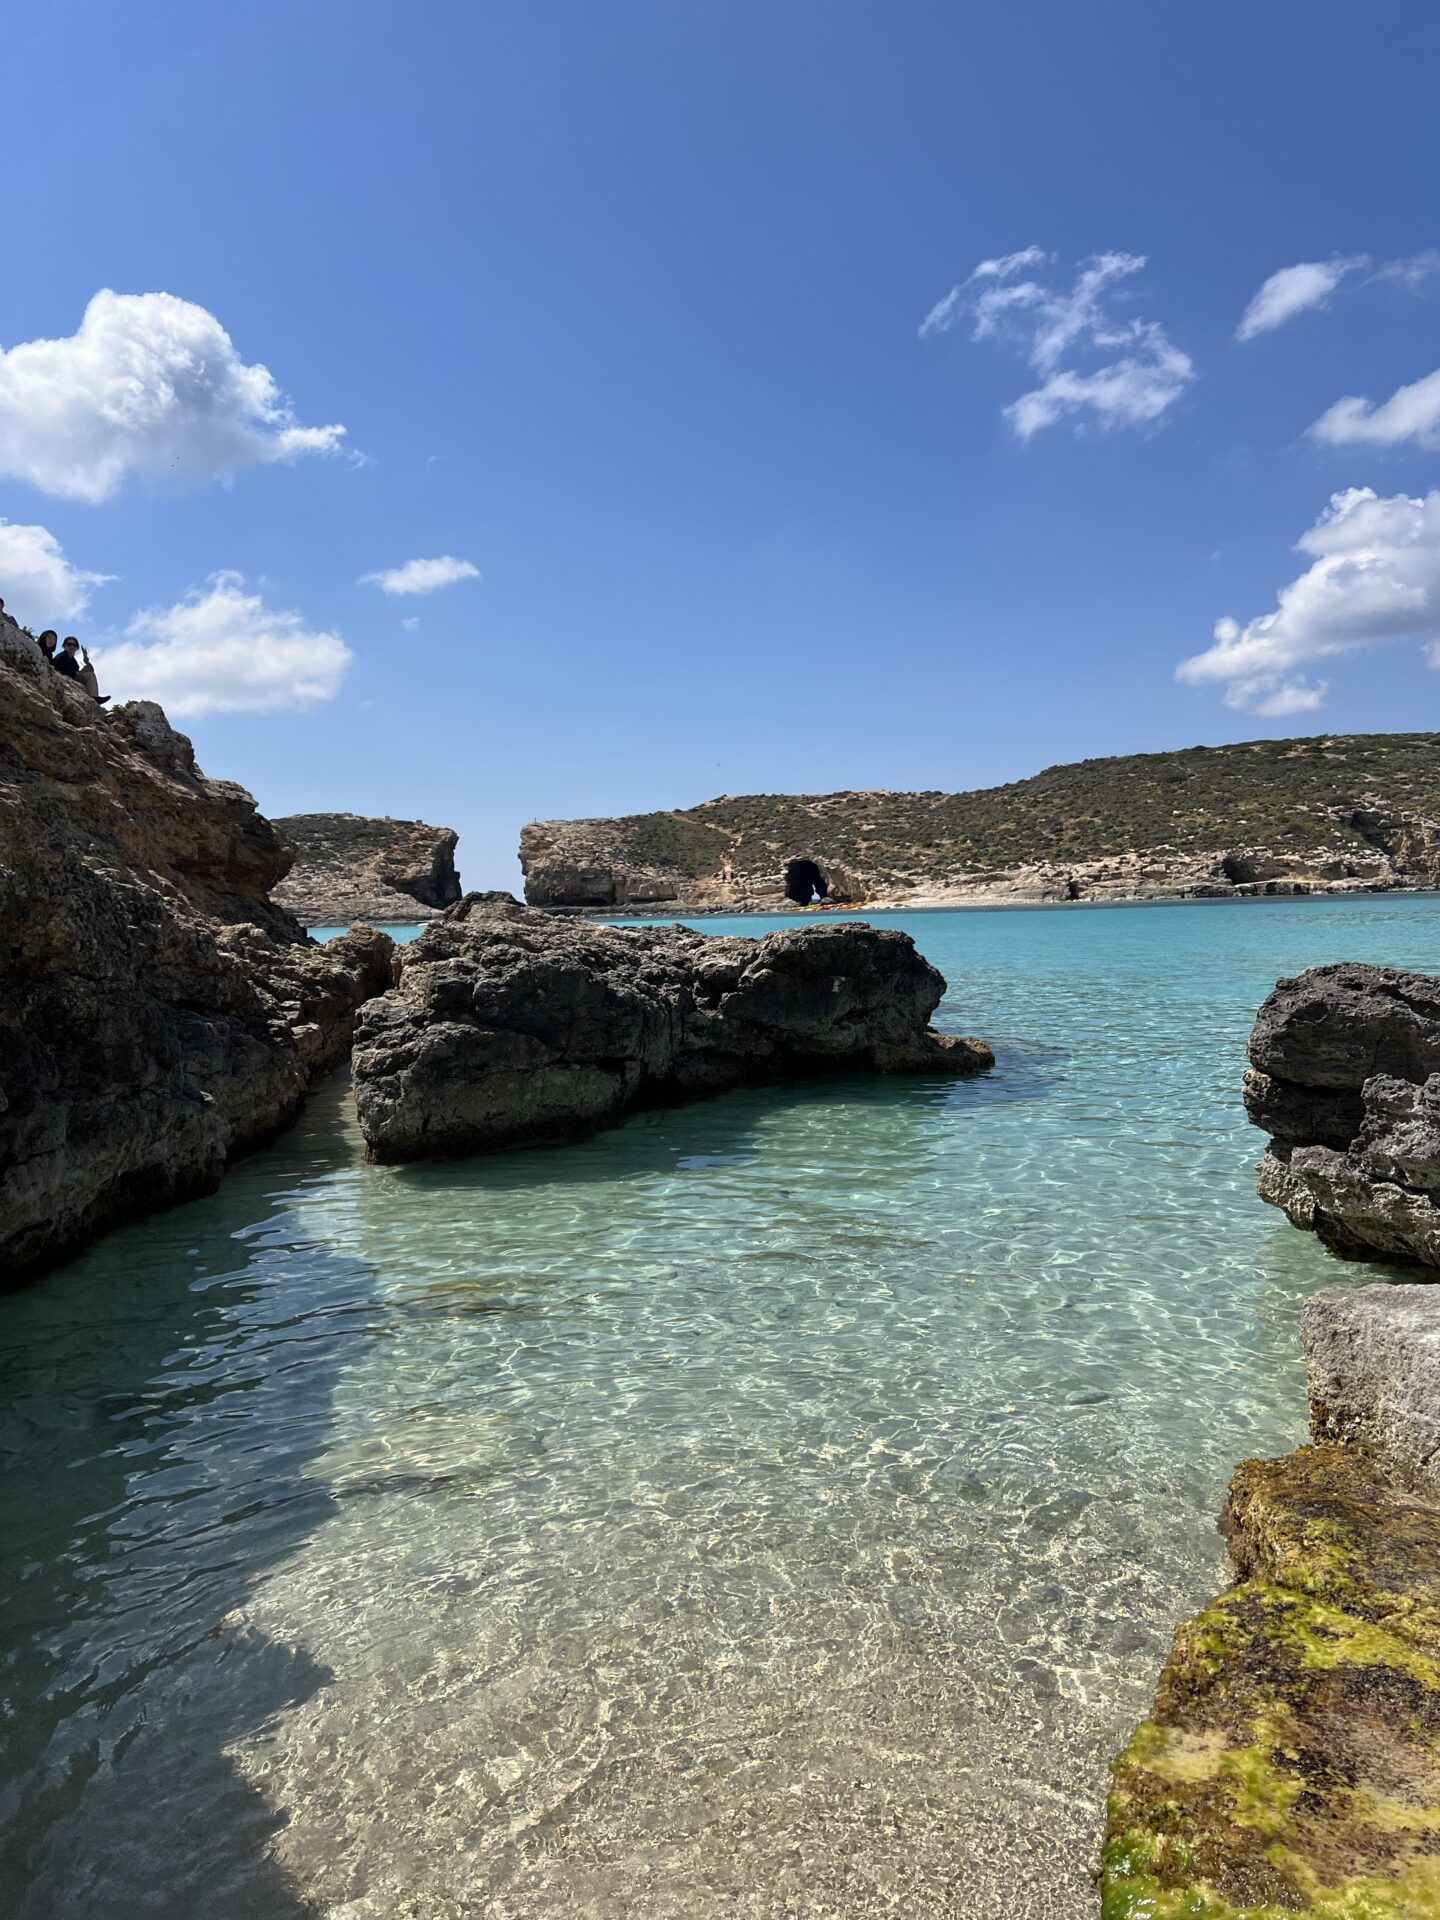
[1249,963,1440,1091]
[352,893,992,1161]
[1247,963,1440,1271]
[1304,1283,1440,1484]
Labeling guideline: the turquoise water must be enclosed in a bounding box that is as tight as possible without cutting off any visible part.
[3,897,1436,1920]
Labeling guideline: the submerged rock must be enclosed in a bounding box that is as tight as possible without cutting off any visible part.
[0,613,395,1283]
[1248,964,1440,1270]
[351,892,992,1161]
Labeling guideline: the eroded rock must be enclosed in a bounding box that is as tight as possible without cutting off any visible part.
[0,614,395,1282]
[1103,1441,1440,1918]
[1248,964,1440,1270]
[271,812,462,925]
[351,893,992,1161]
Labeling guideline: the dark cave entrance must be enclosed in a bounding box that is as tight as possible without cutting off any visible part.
[784,858,828,905]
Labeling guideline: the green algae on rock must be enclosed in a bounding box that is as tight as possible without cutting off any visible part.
[1102,1445,1440,1919]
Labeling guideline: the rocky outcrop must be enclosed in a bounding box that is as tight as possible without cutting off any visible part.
[1103,1286,1440,1919]
[1247,963,1440,1269]
[271,812,461,925]
[0,613,395,1283]
[518,734,1440,912]
[351,893,992,1161]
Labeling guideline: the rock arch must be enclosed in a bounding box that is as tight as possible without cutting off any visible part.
[783,857,829,905]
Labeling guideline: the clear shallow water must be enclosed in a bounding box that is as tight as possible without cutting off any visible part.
[3,898,1437,1920]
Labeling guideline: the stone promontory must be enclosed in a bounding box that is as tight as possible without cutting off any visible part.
[1247,962,1440,1269]
[0,613,395,1283]
[351,893,992,1161]
[271,811,461,926]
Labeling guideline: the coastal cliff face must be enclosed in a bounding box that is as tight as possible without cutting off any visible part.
[271,812,461,925]
[519,733,1440,911]
[0,614,394,1283]
[352,893,992,1161]
[1103,1286,1440,1919]
[1248,963,1440,1269]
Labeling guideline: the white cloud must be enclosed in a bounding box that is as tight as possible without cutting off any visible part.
[0,291,346,503]
[1309,368,1440,450]
[359,555,480,596]
[400,615,420,633]
[920,248,1194,437]
[1375,249,1440,293]
[1235,258,1368,341]
[1177,487,1440,713]
[0,520,112,627]
[98,573,352,717]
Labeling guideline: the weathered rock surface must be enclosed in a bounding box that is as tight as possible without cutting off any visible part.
[1248,964,1440,1269]
[352,893,992,1161]
[271,811,461,925]
[0,613,395,1283]
[1103,1438,1440,1919]
[1306,1284,1440,1484]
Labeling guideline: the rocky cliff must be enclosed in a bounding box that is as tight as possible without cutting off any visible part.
[352,893,992,1160]
[1248,963,1440,1270]
[1103,1286,1440,1918]
[271,812,461,925]
[0,613,395,1283]
[520,733,1440,911]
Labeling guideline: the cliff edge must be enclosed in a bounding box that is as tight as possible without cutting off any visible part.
[0,613,394,1283]
[271,811,461,926]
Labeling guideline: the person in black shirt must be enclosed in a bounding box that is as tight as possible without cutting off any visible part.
[53,636,82,679]
[38,629,58,664]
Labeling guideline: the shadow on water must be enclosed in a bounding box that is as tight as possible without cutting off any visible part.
[0,1082,375,1920]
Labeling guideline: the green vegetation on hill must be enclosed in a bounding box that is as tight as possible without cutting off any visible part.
[596,734,1440,883]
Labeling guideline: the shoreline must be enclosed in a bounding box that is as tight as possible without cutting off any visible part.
[581,883,1440,922]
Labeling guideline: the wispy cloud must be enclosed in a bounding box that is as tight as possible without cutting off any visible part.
[920,249,1194,438]
[360,555,480,596]
[98,572,352,716]
[1235,258,1369,341]
[1176,487,1440,714]
[1237,250,1440,339]
[0,520,113,627]
[1309,368,1440,451]
[0,291,346,503]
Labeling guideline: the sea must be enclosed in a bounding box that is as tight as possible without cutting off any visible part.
[2,895,1434,1920]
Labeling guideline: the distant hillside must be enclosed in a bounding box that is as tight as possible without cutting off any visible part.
[273,814,461,925]
[519,733,1440,910]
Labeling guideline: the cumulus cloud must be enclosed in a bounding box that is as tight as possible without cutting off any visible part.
[920,249,1194,438]
[98,573,352,717]
[0,291,346,503]
[1176,487,1440,713]
[1309,368,1440,450]
[359,555,480,596]
[1235,258,1369,341]
[0,520,112,627]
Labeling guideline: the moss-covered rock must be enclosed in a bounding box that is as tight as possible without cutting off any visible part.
[1102,1446,1440,1918]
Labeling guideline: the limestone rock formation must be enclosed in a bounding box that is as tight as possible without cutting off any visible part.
[0,613,396,1283]
[271,812,461,925]
[1247,963,1440,1269]
[518,733,1440,912]
[1103,1284,1440,1918]
[351,893,992,1161]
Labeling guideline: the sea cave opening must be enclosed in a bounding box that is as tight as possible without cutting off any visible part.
[784,858,829,905]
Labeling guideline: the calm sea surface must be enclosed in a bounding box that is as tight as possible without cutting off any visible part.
[3,897,1436,1919]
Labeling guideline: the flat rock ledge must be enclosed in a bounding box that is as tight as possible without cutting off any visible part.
[1247,962,1440,1271]
[1102,1285,1440,1918]
[351,892,992,1161]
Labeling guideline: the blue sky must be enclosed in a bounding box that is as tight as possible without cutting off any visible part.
[3,1,1439,890]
